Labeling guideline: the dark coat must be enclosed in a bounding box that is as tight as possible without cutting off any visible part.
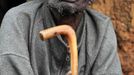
[0,1,122,75]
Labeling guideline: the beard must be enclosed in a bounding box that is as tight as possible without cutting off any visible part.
[47,0,89,16]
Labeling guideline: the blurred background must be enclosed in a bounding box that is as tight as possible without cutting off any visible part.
[0,0,134,75]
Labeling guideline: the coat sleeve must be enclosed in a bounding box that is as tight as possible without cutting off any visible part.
[0,54,34,75]
[0,8,34,75]
[91,19,123,75]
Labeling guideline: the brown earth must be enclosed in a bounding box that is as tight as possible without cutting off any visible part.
[91,0,134,75]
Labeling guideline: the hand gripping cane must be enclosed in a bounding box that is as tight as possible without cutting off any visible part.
[39,25,78,75]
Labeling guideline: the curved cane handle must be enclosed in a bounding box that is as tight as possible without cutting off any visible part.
[39,25,78,75]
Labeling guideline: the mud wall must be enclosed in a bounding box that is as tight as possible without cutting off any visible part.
[91,0,134,75]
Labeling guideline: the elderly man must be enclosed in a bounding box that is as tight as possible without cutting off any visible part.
[0,0,122,75]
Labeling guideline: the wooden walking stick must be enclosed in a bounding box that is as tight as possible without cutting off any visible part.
[39,25,78,75]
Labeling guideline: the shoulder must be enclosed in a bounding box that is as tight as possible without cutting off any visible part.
[85,8,113,34]
[1,1,44,30]
[85,7,116,47]
[3,1,44,21]
[86,8,110,23]
[8,1,43,13]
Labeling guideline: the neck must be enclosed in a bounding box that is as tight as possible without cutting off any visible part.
[50,8,84,30]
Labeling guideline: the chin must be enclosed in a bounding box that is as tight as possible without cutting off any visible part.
[47,1,85,15]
